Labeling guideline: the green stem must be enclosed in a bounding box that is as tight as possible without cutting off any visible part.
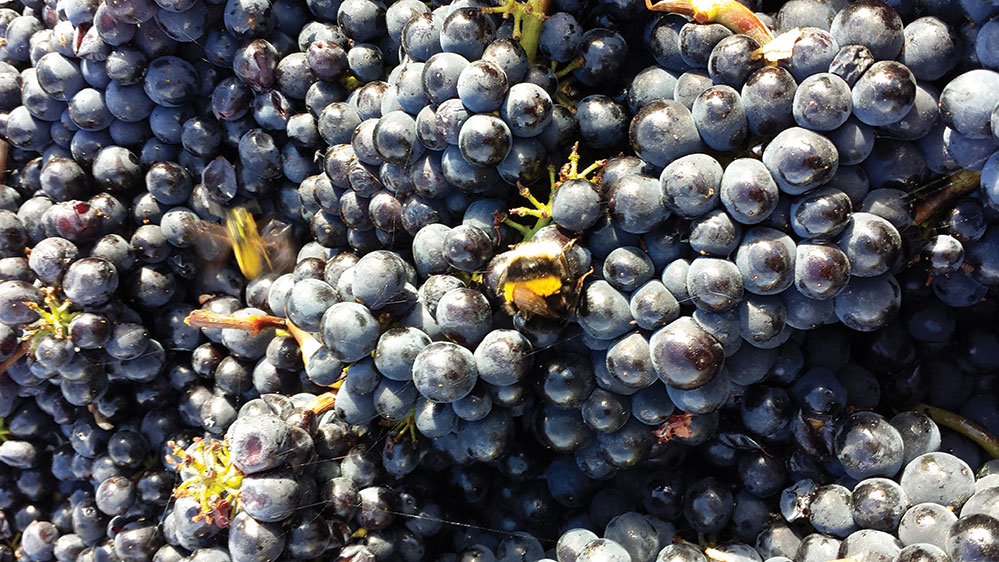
[519,0,549,65]
[24,289,80,343]
[387,408,419,445]
[502,145,605,242]
[482,0,550,65]
[555,88,577,110]
[577,160,605,180]
[502,217,534,239]
[914,403,999,459]
[554,57,584,79]
[519,186,546,210]
[340,74,364,91]
[521,217,551,240]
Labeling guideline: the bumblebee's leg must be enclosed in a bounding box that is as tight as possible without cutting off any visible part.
[559,238,587,279]
[567,268,595,317]
[503,300,519,317]
[576,267,594,291]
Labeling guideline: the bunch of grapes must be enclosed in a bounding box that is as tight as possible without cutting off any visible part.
[2,0,999,560]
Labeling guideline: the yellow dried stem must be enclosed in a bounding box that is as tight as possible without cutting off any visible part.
[168,438,244,528]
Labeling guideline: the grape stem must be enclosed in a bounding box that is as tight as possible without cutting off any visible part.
[307,381,343,415]
[912,169,982,225]
[502,142,606,241]
[20,288,80,356]
[183,309,287,335]
[481,0,550,65]
[644,0,802,64]
[168,438,244,528]
[554,57,584,79]
[184,311,326,372]
[0,139,9,185]
[87,404,115,430]
[285,320,322,366]
[914,403,999,459]
[0,417,11,442]
[645,0,774,46]
[340,74,365,91]
[383,407,419,446]
[0,341,27,378]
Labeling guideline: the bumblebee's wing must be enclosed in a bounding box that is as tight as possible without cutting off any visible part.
[260,220,297,274]
[192,220,231,263]
[509,283,557,319]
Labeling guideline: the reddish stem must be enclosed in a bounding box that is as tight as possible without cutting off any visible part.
[184,309,286,335]
[0,341,27,377]
[913,170,982,225]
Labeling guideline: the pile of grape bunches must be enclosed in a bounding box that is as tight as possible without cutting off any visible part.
[6,0,999,559]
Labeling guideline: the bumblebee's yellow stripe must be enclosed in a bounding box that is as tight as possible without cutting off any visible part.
[233,247,264,280]
[504,277,562,302]
[225,208,269,280]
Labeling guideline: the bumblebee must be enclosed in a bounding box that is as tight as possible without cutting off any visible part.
[496,238,591,322]
[224,207,271,280]
[196,207,296,280]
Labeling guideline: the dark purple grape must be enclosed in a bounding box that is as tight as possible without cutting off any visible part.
[762,127,840,195]
[835,411,905,480]
[650,317,724,390]
[683,477,733,534]
[830,0,904,60]
[630,99,700,168]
